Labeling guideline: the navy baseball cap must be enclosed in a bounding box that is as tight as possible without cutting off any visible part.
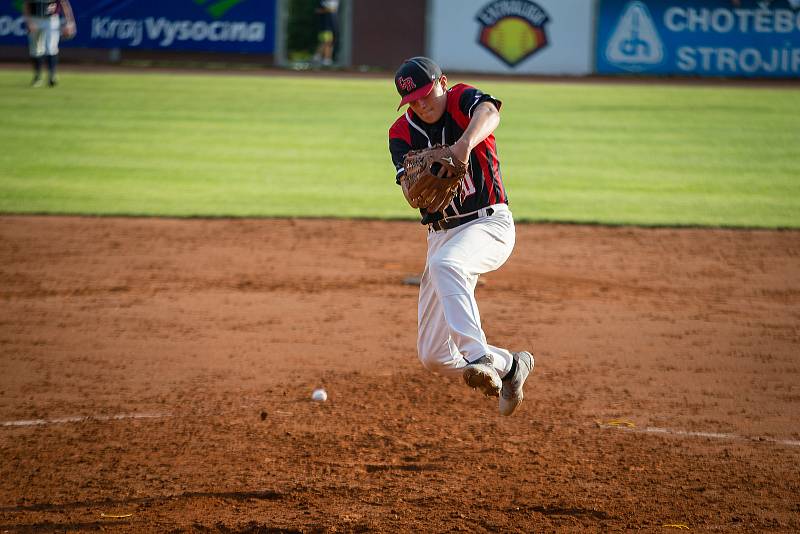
[394,57,442,110]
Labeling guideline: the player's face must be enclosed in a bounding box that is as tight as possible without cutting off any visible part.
[409,77,448,124]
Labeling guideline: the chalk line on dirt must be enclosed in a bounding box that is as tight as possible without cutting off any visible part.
[1,412,171,428]
[597,421,800,447]
[3,413,798,449]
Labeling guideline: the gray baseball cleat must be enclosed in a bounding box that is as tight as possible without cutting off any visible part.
[463,354,502,397]
[499,351,534,416]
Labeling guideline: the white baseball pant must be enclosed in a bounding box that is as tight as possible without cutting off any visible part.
[27,15,60,57]
[417,203,516,379]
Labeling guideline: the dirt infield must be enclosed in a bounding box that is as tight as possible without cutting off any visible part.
[0,215,798,533]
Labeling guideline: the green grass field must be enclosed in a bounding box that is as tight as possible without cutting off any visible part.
[0,68,798,227]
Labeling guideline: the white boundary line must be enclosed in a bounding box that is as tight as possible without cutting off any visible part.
[3,413,798,449]
[1,412,171,428]
[598,422,800,448]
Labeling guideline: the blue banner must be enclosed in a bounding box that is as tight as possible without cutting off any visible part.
[0,0,276,53]
[597,0,800,77]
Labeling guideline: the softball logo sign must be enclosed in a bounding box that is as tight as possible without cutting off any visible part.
[476,0,550,67]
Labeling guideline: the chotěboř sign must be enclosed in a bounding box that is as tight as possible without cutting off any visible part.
[596,0,800,77]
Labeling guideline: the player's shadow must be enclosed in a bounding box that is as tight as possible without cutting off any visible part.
[0,519,130,533]
[0,489,286,514]
[0,489,288,531]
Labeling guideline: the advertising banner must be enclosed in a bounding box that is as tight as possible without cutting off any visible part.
[0,0,277,53]
[428,0,594,75]
[597,0,800,77]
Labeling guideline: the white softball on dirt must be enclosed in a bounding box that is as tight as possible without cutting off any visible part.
[311,388,328,402]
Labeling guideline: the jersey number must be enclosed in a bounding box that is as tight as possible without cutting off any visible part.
[460,173,477,201]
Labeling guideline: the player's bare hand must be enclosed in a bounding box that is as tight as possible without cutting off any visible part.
[450,139,471,167]
[62,21,76,38]
[26,21,37,33]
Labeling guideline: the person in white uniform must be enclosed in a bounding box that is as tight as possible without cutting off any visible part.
[388,57,534,416]
[23,0,75,87]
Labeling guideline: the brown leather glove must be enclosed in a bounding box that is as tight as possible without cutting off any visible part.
[401,144,467,213]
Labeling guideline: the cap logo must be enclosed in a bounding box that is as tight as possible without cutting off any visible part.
[397,76,417,93]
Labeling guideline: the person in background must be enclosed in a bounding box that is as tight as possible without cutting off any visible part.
[313,0,339,67]
[23,0,75,87]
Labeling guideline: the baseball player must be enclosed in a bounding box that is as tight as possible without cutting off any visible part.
[388,57,534,416]
[23,0,75,87]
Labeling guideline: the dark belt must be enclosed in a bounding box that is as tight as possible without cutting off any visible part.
[429,207,494,232]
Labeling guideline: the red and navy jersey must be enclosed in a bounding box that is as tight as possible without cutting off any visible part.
[389,83,508,225]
